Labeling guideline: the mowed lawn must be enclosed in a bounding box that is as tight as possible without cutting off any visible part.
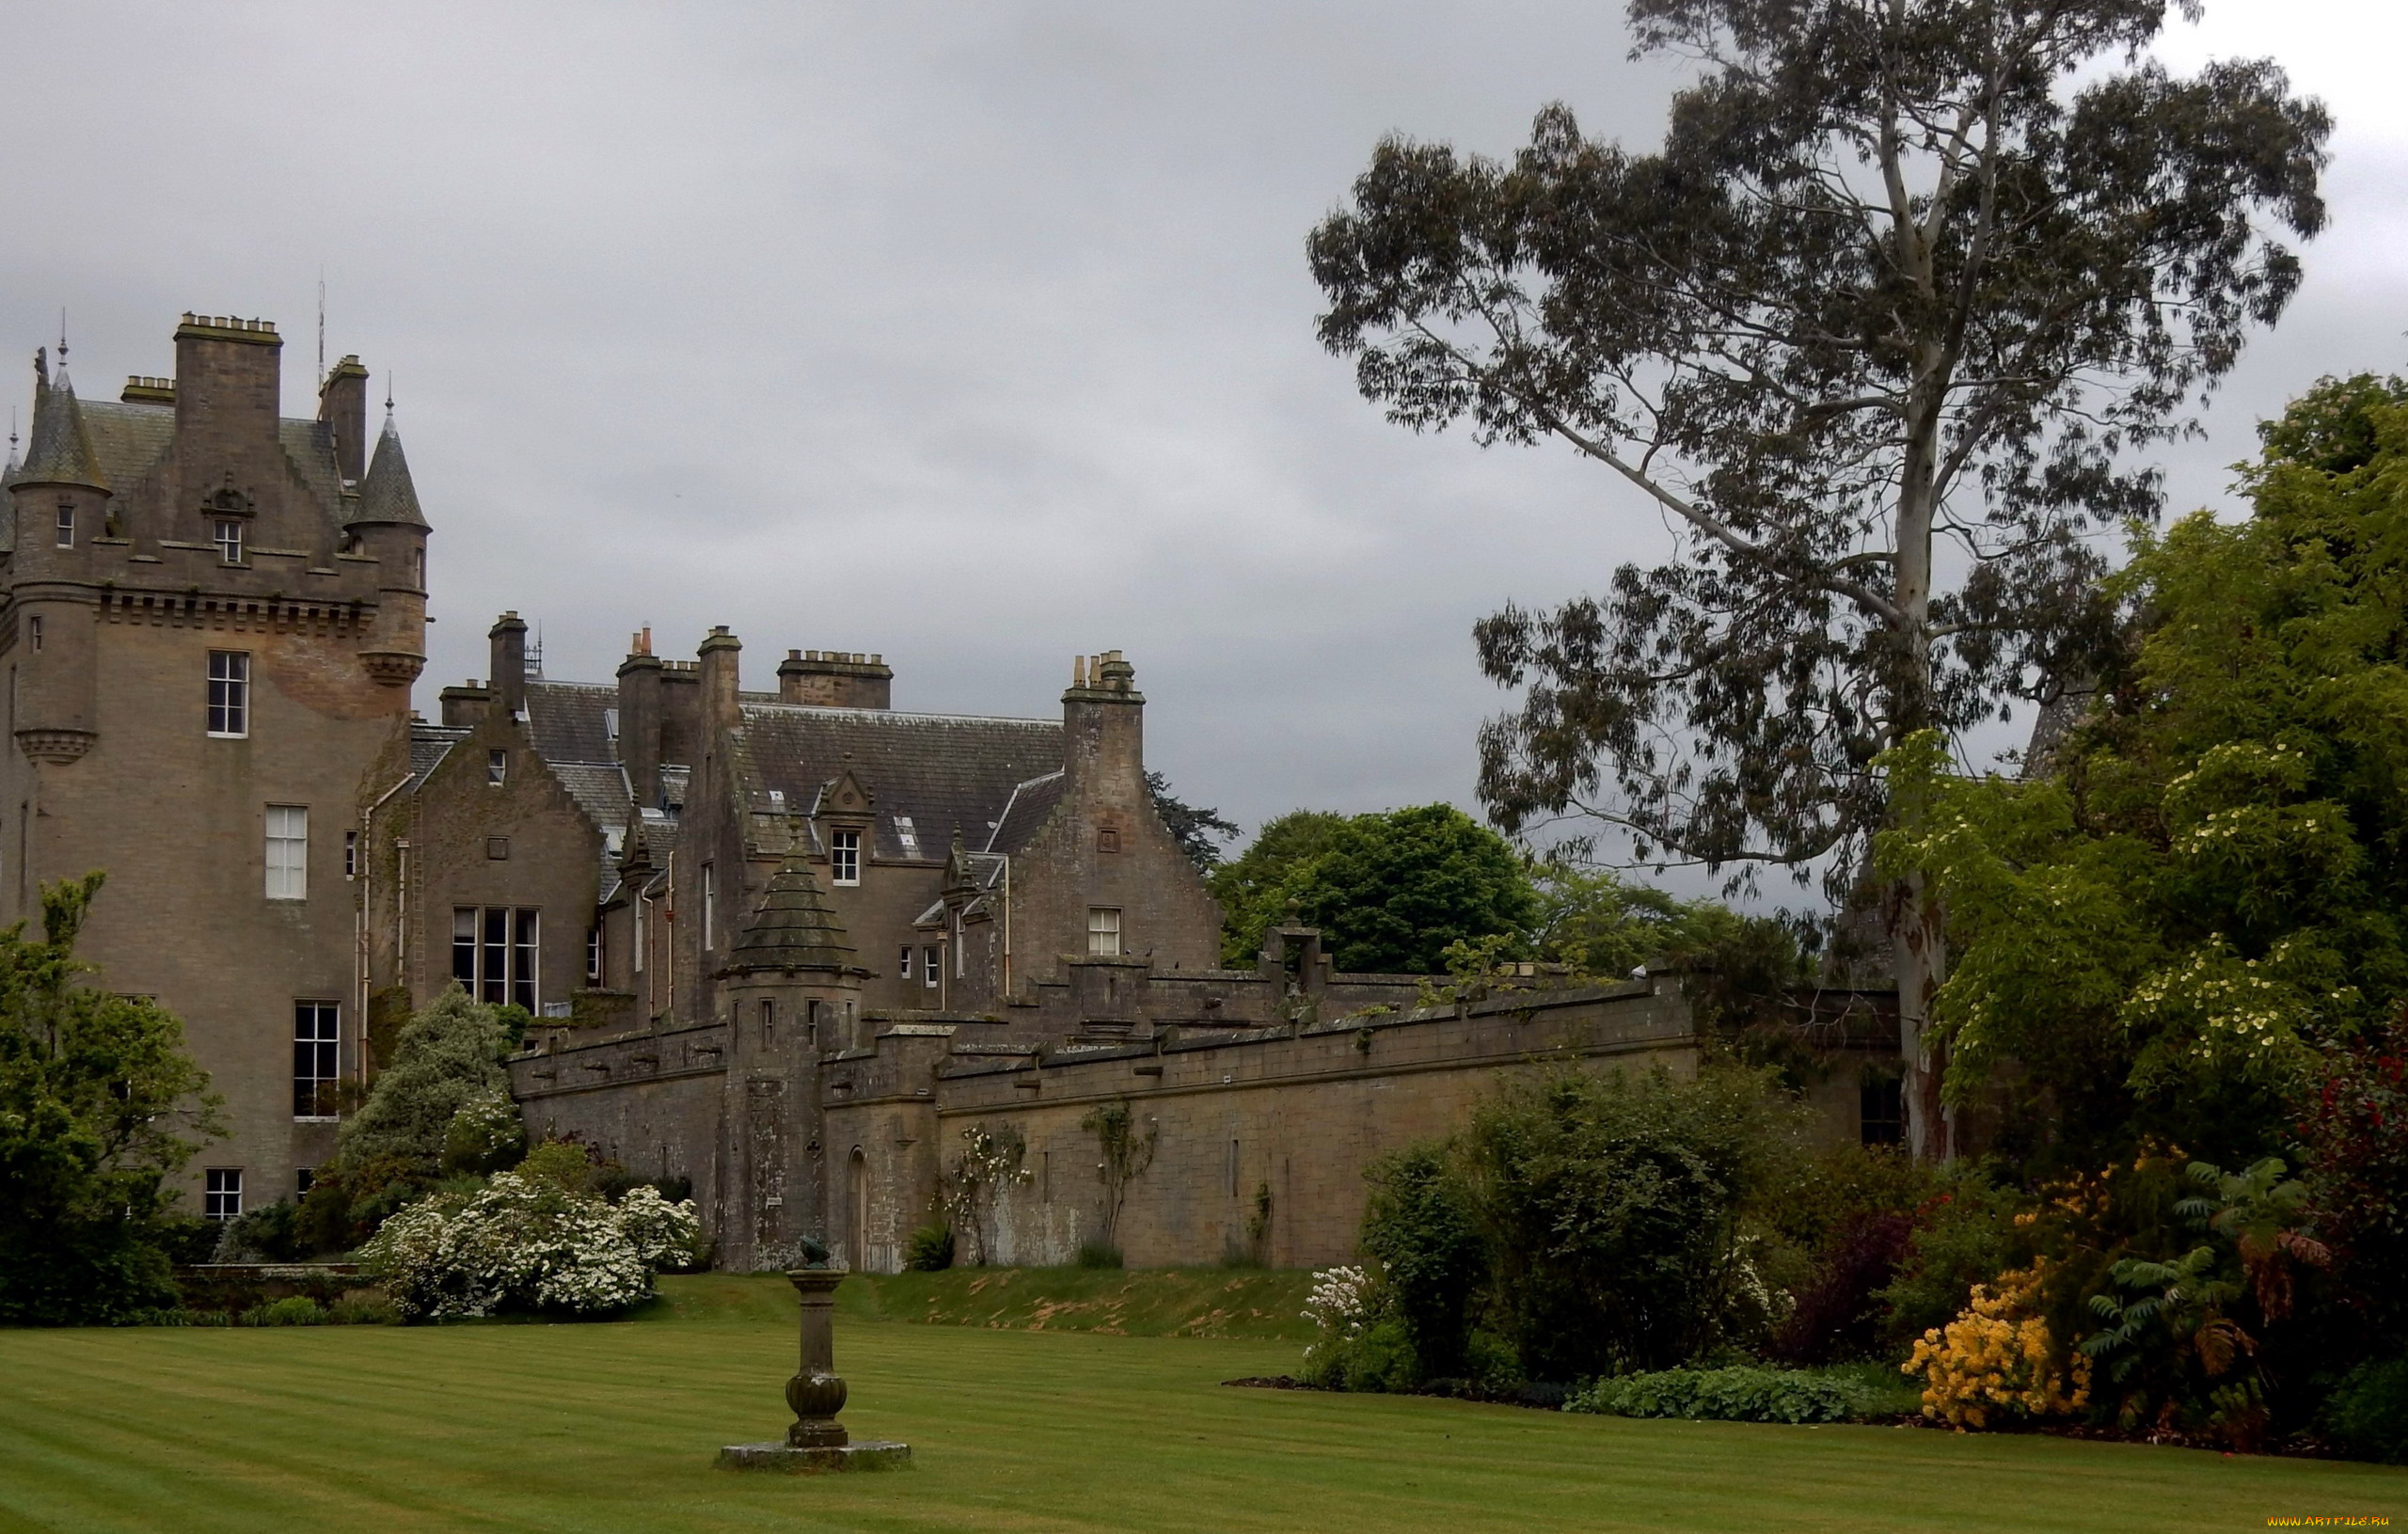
[0,1278,2401,1534]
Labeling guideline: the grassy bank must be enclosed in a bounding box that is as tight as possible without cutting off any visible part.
[648,1265,1319,1341]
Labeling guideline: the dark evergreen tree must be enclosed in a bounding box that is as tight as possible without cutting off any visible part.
[1309,0,2329,1155]
[1145,769,1240,871]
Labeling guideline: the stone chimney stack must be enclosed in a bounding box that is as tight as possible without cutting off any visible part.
[489,612,529,718]
[616,629,663,811]
[172,314,281,457]
[699,626,742,735]
[1061,649,1145,807]
[776,650,893,709]
[317,354,370,482]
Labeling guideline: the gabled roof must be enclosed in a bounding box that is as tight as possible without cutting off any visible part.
[735,703,1061,862]
[73,399,173,492]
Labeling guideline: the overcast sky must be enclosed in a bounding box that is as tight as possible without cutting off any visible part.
[4,1,2402,856]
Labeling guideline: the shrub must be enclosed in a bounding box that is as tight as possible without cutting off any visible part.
[327,1289,400,1325]
[1075,1241,1124,1270]
[1563,1367,1855,1424]
[440,1091,527,1178]
[245,1296,328,1326]
[1458,1065,1805,1380]
[212,1198,310,1264]
[903,1225,956,1272]
[1904,1259,2092,1430]
[2322,1358,2408,1464]
[1298,1264,1418,1392]
[1360,1145,1483,1379]
[357,1169,699,1321]
[1876,1168,2026,1349]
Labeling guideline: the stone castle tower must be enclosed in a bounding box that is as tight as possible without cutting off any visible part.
[0,313,427,1212]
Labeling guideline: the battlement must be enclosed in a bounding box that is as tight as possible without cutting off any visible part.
[175,313,280,343]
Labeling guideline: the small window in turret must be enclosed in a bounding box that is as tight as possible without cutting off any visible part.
[214,519,244,564]
[55,504,72,548]
[26,617,40,654]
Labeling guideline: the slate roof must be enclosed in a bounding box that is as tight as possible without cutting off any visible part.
[552,762,634,833]
[408,722,469,789]
[31,395,351,531]
[526,681,619,767]
[734,704,1062,862]
[19,382,106,489]
[985,771,1064,856]
[351,416,425,527]
[727,856,853,973]
[73,398,172,491]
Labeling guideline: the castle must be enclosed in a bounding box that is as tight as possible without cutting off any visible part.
[6,312,1892,1271]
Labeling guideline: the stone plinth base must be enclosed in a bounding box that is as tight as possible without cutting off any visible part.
[717,1441,912,1474]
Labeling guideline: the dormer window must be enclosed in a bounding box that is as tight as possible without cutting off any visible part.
[831,829,861,886]
[55,503,72,547]
[214,518,244,564]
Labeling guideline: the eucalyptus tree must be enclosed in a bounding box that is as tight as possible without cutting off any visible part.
[1307,0,2329,1156]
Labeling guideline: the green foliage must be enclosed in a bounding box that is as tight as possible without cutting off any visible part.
[2073,1158,2326,1447]
[296,989,518,1252]
[1760,1147,1943,1365]
[0,872,224,1325]
[1300,1314,1420,1394]
[326,1289,401,1325]
[1210,811,1348,963]
[1878,379,2408,1166]
[903,1224,956,1273]
[1359,1146,1484,1379]
[1073,1241,1123,1270]
[1529,867,1748,980]
[245,1296,329,1327]
[1563,1366,1856,1425]
[440,1091,528,1178]
[339,989,515,1178]
[2321,1358,2408,1464]
[1872,1168,2026,1351]
[213,1199,311,1264]
[1460,1066,1804,1380]
[1294,806,1537,974]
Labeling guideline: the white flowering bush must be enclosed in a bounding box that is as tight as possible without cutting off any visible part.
[1303,1263,1374,1343]
[359,1171,700,1321]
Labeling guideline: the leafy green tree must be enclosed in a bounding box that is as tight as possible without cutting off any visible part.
[1145,770,1240,871]
[0,873,223,1324]
[295,988,515,1252]
[1209,810,1349,963]
[1289,806,1538,974]
[1880,375,2408,1168]
[1309,0,2331,1157]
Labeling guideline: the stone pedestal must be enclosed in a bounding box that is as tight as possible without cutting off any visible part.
[718,1265,911,1474]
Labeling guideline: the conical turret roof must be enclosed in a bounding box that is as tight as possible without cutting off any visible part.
[351,414,426,528]
[17,374,104,490]
[728,854,854,973]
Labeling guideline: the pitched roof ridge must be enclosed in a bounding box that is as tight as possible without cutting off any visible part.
[737,701,1058,728]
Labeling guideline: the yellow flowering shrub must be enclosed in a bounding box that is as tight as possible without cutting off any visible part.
[1903,1258,2092,1430]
